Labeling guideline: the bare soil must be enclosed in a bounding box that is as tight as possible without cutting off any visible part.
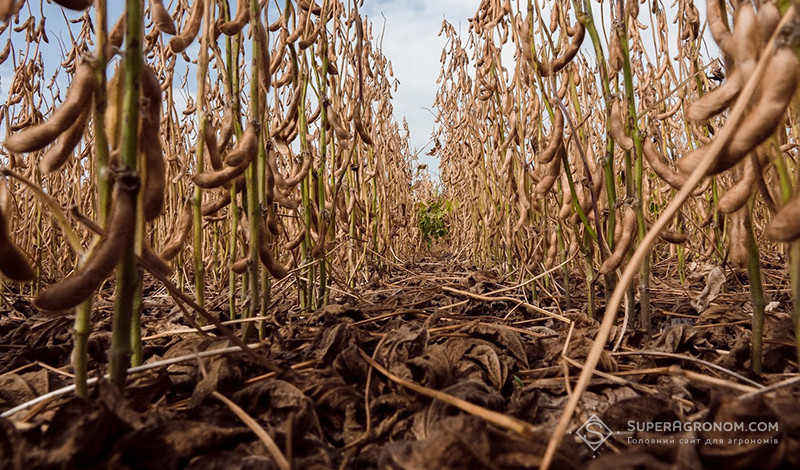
[1,253,799,469]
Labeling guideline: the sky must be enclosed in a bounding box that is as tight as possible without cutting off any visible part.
[360,0,481,169]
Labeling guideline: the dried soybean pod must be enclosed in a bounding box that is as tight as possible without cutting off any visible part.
[534,145,563,194]
[537,108,563,165]
[219,0,249,36]
[284,228,306,251]
[535,22,584,76]
[767,192,800,242]
[267,146,289,191]
[0,1,13,22]
[13,15,31,33]
[107,13,126,57]
[224,123,258,167]
[193,159,251,188]
[160,197,193,260]
[324,98,351,140]
[684,2,700,40]
[218,109,234,151]
[141,246,173,277]
[699,206,715,229]
[717,152,763,214]
[327,58,339,75]
[0,178,10,218]
[299,0,321,15]
[274,89,301,136]
[39,105,91,174]
[204,121,223,170]
[687,5,759,122]
[201,177,244,215]
[626,0,639,20]
[609,99,633,151]
[549,1,559,32]
[0,195,34,283]
[612,207,625,244]
[723,48,799,163]
[298,20,321,50]
[659,231,687,244]
[272,138,290,156]
[728,207,749,269]
[105,65,124,150]
[0,40,11,65]
[643,138,689,191]
[269,31,287,74]
[307,102,321,124]
[707,0,732,54]
[150,0,177,35]
[656,100,682,120]
[4,62,96,153]
[268,15,282,32]
[257,215,288,279]
[52,0,92,11]
[608,28,624,73]
[274,186,300,209]
[34,174,140,312]
[757,2,780,44]
[354,108,373,145]
[68,199,172,277]
[169,0,204,54]
[141,65,165,221]
[141,126,166,221]
[183,99,197,115]
[680,48,800,176]
[310,218,328,258]
[286,10,307,43]
[265,162,276,207]
[266,210,280,235]
[258,30,272,94]
[686,69,747,122]
[202,191,231,216]
[230,257,251,274]
[654,56,669,81]
[283,154,312,188]
[544,229,558,270]
[599,206,636,275]
[558,175,573,220]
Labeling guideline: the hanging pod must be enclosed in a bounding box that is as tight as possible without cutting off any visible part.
[4,62,96,154]
[34,173,140,312]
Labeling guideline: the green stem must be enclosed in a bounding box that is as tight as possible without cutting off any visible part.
[243,0,263,341]
[226,17,241,321]
[130,272,144,366]
[744,199,765,373]
[575,0,617,295]
[109,0,144,390]
[619,8,651,334]
[73,299,92,397]
[74,0,111,398]
[193,0,213,315]
[791,243,800,364]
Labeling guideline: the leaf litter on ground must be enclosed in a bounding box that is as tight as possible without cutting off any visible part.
[0,252,798,469]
